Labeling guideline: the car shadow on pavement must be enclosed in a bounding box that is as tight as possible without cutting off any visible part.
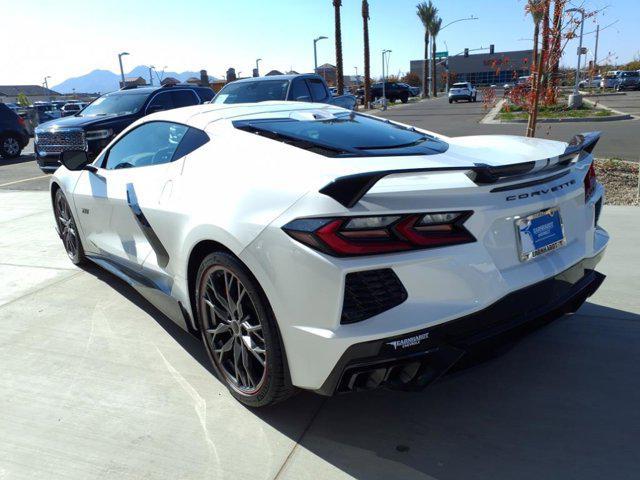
[80,262,640,479]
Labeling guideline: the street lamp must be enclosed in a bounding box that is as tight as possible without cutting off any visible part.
[381,49,392,110]
[313,36,328,73]
[255,58,262,77]
[148,65,155,86]
[439,15,478,93]
[118,52,130,87]
[354,66,359,87]
[566,7,585,107]
[43,76,51,90]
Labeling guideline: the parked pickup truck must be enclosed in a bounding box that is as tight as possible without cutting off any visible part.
[212,74,357,110]
[34,84,214,172]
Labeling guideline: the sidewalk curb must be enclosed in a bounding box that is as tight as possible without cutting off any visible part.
[583,97,639,120]
[479,99,504,124]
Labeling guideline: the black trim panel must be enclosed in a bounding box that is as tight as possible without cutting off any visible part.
[126,183,170,268]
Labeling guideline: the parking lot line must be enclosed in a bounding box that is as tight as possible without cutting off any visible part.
[0,174,49,188]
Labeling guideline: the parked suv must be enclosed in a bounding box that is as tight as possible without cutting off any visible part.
[359,82,414,103]
[212,74,356,110]
[60,102,88,117]
[0,103,30,159]
[448,82,477,103]
[615,71,640,91]
[35,84,214,172]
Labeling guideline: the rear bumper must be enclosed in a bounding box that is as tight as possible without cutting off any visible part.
[315,251,606,396]
[449,94,473,100]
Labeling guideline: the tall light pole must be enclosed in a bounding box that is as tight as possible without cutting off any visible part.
[43,76,51,90]
[148,65,155,86]
[255,58,262,77]
[566,8,585,107]
[118,52,130,87]
[439,15,478,93]
[354,66,359,87]
[313,36,328,73]
[381,49,391,110]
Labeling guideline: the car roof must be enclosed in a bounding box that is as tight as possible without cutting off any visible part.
[228,74,318,84]
[141,101,345,130]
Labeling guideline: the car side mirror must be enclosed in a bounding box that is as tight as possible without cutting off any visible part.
[60,150,91,171]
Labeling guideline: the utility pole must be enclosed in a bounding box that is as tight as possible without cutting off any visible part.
[148,65,155,86]
[566,8,585,108]
[381,49,391,110]
[594,24,600,70]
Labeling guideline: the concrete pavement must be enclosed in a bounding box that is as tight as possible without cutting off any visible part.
[0,189,639,479]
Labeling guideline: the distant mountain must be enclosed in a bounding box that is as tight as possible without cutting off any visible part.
[52,65,219,94]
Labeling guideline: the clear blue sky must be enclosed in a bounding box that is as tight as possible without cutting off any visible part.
[2,0,638,85]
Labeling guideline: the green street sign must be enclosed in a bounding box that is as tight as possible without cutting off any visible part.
[435,51,448,59]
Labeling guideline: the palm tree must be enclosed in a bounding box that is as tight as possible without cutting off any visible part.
[362,0,371,107]
[548,0,563,96]
[526,0,546,137]
[429,16,442,97]
[333,0,344,95]
[416,1,437,98]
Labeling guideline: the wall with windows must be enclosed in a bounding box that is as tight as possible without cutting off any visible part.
[409,49,533,89]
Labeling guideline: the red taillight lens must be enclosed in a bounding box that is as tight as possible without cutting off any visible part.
[283,212,475,256]
[17,116,26,127]
[584,163,597,201]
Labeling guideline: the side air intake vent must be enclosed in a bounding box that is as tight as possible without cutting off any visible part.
[341,269,408,324]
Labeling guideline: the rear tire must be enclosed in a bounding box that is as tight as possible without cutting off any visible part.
[449,99,452,104]
[195,252,296,407]
[0,134,22,159]
[400,94,409,104]
[53,189,86,265]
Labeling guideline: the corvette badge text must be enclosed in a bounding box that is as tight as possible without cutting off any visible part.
[506,179,576,201]
[386,332,430,350]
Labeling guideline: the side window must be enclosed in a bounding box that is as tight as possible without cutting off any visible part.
[146,92,174,113]
[104,122,188,170]
[196,88,214,102]
[306,79,329,102]
[289,79,311,101]
[172,127,210,160]
[170,90,199,108]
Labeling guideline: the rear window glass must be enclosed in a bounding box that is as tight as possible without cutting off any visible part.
[213,80,289,104]
[452,83,468,87]
[233,111,448,157]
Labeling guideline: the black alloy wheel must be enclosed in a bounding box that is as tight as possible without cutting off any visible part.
[53,189,86,265]
[196,252,295,407]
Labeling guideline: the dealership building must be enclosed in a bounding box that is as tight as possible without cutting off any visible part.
[410,48,533,89]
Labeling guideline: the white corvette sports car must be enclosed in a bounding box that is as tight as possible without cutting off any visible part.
[51,102,608,407]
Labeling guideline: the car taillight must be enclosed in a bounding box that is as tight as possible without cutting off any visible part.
[283,212,475,256]
[17,116,26,127]
[584,163,597,201]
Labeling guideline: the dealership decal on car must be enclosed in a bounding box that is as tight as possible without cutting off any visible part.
[386,332,430,350]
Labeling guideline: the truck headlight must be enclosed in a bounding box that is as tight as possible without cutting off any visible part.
[85,129,113,141]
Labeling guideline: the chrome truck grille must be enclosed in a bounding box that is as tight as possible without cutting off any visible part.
[36,128,86,154]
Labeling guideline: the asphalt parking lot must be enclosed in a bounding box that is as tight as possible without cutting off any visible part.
[1,96,640,479]
[376,90,640,162]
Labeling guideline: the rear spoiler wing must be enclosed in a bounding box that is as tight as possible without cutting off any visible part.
[319,132,600,208]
